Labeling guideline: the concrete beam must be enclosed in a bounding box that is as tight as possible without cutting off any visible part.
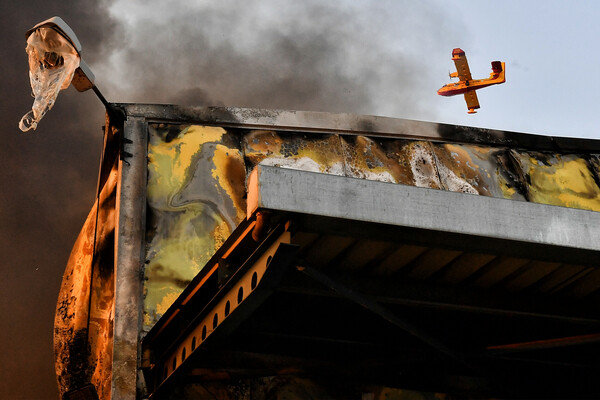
[247,165,600,255]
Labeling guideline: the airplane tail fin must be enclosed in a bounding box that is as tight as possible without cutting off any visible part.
[490,61,506,83]
[491,61,503,73]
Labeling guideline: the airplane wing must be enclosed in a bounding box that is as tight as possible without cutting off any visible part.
[452,48,473,82]
[464,91,480,113]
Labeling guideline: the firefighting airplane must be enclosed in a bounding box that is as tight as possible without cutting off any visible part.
[437,48,505,114]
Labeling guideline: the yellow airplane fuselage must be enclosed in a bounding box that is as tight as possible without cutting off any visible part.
[437,62,505,97]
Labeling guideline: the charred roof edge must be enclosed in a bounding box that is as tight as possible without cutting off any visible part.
[114,104,600,152]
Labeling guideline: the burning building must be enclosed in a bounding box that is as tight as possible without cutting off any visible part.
[55,105,600,399]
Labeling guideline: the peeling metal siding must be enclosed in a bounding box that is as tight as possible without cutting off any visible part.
[142,123,600,331]
[54,137,118,399]
[87,164,117,400]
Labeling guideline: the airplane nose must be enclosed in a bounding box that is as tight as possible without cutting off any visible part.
[437,86,452,96]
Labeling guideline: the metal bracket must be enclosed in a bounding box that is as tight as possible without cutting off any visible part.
[120,135,133,165]
[103,104,131,165]
[147,234,297,397]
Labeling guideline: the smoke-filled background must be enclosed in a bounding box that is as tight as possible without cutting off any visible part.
[2,1,599,398]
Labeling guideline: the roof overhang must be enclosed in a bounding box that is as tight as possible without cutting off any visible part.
[141,164,600,398]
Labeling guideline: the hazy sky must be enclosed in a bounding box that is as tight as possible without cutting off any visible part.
[2,1,598,399]
[430,0,600,139]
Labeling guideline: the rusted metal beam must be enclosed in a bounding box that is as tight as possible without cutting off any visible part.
[487,332,600,354]
[146,234,298,398]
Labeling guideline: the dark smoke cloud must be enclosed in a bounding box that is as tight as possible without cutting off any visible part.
[0,2,118,399]
[2,1,459,398]
[101,0,456,119]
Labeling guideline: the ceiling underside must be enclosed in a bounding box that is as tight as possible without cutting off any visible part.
[143,208,600,399]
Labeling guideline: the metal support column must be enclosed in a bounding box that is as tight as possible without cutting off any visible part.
[112,115,147,399]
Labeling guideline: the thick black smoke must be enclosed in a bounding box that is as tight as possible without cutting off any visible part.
[1,1,458,398]
[0,2,118,399]
[100,0,455,119]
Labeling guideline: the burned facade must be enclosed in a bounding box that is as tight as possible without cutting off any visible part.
[56,106,600,399]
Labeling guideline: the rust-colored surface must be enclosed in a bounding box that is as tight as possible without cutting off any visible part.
[54,121,119,399]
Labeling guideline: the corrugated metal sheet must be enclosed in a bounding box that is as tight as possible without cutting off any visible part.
[295,233,600,298]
